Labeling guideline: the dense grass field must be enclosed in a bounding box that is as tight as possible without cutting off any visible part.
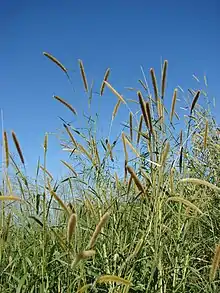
[0,55,220,292]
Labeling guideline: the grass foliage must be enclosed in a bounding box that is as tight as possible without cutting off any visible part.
[0,55,220,292]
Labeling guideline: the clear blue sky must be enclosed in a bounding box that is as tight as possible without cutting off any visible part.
[1,1,219,179]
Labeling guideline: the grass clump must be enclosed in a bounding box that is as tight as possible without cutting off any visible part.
[0,56,220,293]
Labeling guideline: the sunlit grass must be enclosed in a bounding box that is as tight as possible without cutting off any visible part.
[0,57,219,292]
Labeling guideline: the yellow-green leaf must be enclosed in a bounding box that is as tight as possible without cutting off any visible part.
[179,178,220,192]
[97,275,131,286]
[77,284,92,293]
[0,196,21,201]
[167,196,203,214]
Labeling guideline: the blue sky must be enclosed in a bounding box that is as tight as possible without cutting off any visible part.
[0,0,219,179]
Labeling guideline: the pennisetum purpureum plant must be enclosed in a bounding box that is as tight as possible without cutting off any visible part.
[0,54,219,292]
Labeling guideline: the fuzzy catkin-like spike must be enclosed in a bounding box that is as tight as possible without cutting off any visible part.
[67,213,77,243]
[91,136,100,159]
[48,180,70,217]
[11,131,25,165]
[167,197,203,214]
[190,90,200,114]
[3,131,9,168]
[161,103,165,124]
[104,81,126,104]
[115,172,119,189]
[79,59,88,92]
[50,190,70,216]
[210,244,220,281]
[63,124,78,148]
[157,98,163,123]
[97,275,131,286]
[40,166,53,180]
[150,68,159,102]
[106,141,114,162]
[43,52,68,74]
[88,79,94,107]
[72,250,96,268]
[161,60,168,99]
[54,95,77,115]
[124,135,140,157]
[100,68,110,96]
[95,145,101,166]
[77,250,96,260]
[44,133,48,152]
[170,167,174,194]
[88,212,110,248]
[137,115,143,144]
[145,102,154,135]
[204,120,208,148]
[90,136,96,157]
[170,89,177,122]
[60,160,78,177]
[126,165,145,194]
[179,178,220,192]
[121,132,128,162]
[129,112,133,142]
[160,141,170,166]
[93,141,101,166]
[138,91,150,129]
[112,99,121,120]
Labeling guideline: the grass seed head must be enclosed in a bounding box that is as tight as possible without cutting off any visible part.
[11,131,25,165]
[170,89,177,122]
[100,68,110,96]
[67,213,77,243]
[43,52,68,74]
[150,68,159,102]
[88,212,110,248]
[161,60,168,98]
[3,131,9,168]
[210,243,220,281]
[126,165,145,194]
[79,59,88,92]
[54,95,77,115]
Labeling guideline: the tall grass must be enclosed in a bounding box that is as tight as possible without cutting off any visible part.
[0,56,219,293]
